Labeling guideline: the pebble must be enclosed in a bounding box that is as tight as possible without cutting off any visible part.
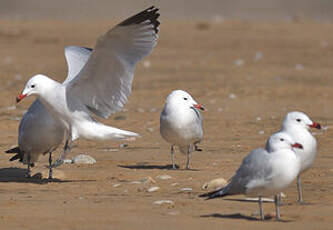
[202,177,227,190]
[180,187,192,192]
[113,183,121,188]
[153,200,174,205]
[295,64,304,71]
[234,59,244,67]
[63,159,73,164]
[156,175,172,180]
[147,186,160,192]
[72,154,96,164]
[228,93,237,99]
[147,127,154,132]
[171,183,179,187]
[136,108,145,113]
[143,60,151,68]
[258,130,265,135]
[254,51,263,61]
[119,143,128,148]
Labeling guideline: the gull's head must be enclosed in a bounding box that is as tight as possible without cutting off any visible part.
[282,111,321,131]
[16,74,51,103]
[266,131,303,153]
[165,90,205,112]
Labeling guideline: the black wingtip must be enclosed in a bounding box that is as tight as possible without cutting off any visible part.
[5,146,20,154]
[9,153,22,162]
[118,6,160,33]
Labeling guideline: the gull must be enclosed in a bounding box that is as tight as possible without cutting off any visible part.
[16,6,160,167]
[280,111,321,203]
[160,90,204,169]
[200,132,302,221]
[6,46,92,178]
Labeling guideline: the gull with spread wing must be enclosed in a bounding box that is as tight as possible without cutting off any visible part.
[6,46,92,178]
[16,6,160,167]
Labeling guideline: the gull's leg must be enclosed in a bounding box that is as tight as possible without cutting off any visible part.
[185,145,191,170]
[170,145,176,169]
[53,134,72,168]
[274,194,281,221]
[48,152,53,179]
[297,174,304,204]
[26,153,31,178]
[258,196,264,221]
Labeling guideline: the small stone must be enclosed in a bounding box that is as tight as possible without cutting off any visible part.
[147,127,154,132]
[153,200,174,205]
[137,108,145,113]
[130,181,141,184]
[295,64,304,71]
[254,51,263,61]
[180,187,192,192]
[119,143,128,148]
[72,154,96,164]
[234,59,244,67]
[171,183,179,187]
[228,93,237,99]
[143,60,151,68]
[156,175,172,180]
[63,159,73,164]
[14,74,22,81]
[142,176,156,184]
[256,117,261,121]
[202,178,227,190]
[149,107,157,113]
[147,186,160,192]
[113,183,121,188]
[258,130,265,135]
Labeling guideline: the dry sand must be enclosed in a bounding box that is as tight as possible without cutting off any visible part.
[0,18,332,229]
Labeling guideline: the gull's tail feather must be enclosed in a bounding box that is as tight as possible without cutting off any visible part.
[80,121,140,141]
[5,146,23,162]
[199,187,229,200]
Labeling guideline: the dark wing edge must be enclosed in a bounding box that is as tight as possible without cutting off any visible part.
[118,6,160,33]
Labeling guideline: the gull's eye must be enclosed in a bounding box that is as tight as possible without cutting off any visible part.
[280,138,284,141]
[296,118,301,122]
[31,84,35,89]
[183,97,188,100]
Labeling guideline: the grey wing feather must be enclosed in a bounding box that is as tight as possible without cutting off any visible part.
[65,6,160,118]
[63,46,93,84]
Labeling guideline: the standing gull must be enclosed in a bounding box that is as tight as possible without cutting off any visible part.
[16,6,160,166]
[200,132,302,221]
[6,46,92,178]
[280,111,321,203]
[160,90,204,169]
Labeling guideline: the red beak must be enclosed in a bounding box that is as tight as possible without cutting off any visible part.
[292,143,303,149]
[193,104,205,111]
[16,93,27,103]
[309,121,321,129]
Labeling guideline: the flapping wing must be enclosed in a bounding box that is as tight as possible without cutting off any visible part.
[63,46,93,84]
[66,6,160,118]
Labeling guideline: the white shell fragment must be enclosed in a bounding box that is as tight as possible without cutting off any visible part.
[156,175,172,180]
[147,186,160,192]
[72,154,96,164]
[153,200,174,205]
[180,187,192,192]
[202,177,227,190]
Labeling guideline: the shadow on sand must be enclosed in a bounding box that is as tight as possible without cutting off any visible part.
[118,163,200,171]
[0,167,96,184]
